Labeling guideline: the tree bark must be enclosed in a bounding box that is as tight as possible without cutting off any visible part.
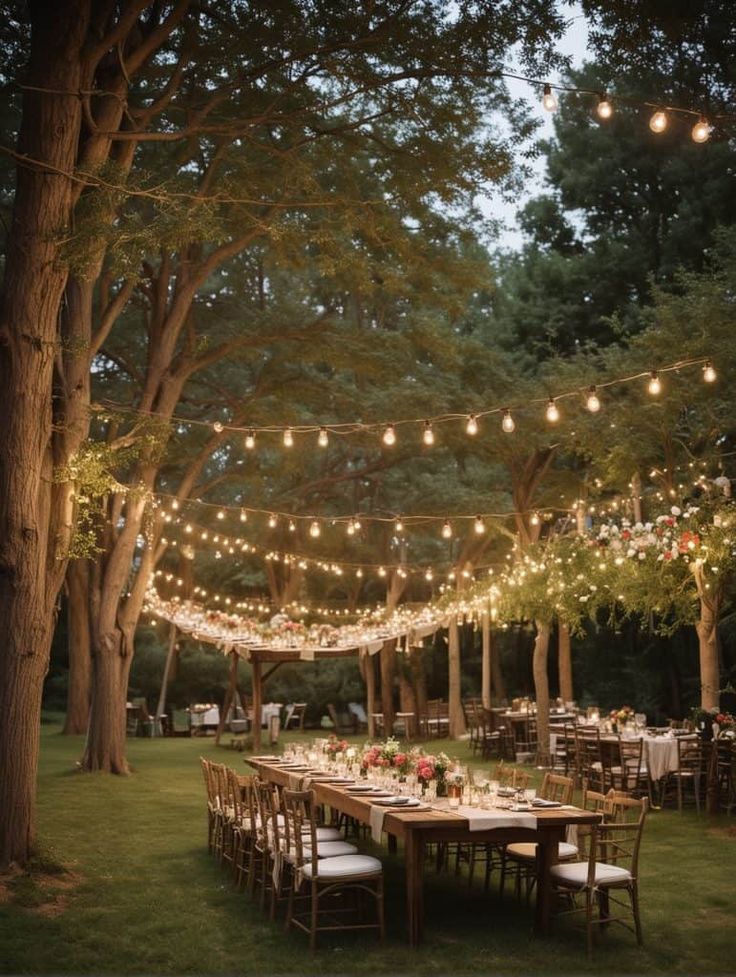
[155,624,178,722]
[407,646,428,722]
[696,592,721,710]
[533,620,551,765]
[491,635,506,703]
[0,1,91,867]
[379,639,397,735]
[363,651,377,738]
[558,621,574,705]
[631,472,643,524]
[83,628,131,773]
[481,612,492,710]
[448,619,466,738]
[63,560,92,735]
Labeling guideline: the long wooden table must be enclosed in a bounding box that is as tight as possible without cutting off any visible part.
[247,758,600,945]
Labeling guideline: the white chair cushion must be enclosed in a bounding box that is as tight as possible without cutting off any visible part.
[303,826,343,842]
[551,861,632,887]
[507,841,578,861]
[303,840,358,858]
[302,854,382,880]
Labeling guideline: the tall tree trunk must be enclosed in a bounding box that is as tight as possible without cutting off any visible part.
[407,646,428,721]
[63,560,92,735]
[491,636,506,702]
[362,651,377,738]
[558,621,574,704]
[481,612,492,710]
[155,625,178,722]
[695,590,721,710]
[631,472,643,524]
[0,1,90,867]
[533,620,551,766]
[448,619,466,738]
[379,639,396,735]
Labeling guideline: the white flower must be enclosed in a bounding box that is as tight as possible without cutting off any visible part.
[638,551,646,560]
[627,548,636,558]
[671,505,681,516]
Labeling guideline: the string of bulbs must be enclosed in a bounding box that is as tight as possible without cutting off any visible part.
[102,356,714,450]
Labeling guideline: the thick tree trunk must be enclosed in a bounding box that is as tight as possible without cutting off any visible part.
[448,619,466,738]
[83,627,132,773]
[63,560,92,735]
[533,620,551,766]
[155,625,178,722]
[696,594,721,710]
[481,612,492,710]
[407,646,428,722]
[491,636,506,702]
[558,621,574,705]
[379,639,397,735]
[363,651,377,738]
[0,2,90,867]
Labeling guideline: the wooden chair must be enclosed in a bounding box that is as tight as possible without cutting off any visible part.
[575,727,604,791]
[550,797,649,957]
[284,703,307,731]
[550,721,576,775]
[661,738,703,812]
[199,758,218,855]
[327,703,357,734]
[232,772,258,892]
[282,789,384,950]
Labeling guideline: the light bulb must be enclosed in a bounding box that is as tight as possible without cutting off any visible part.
[213,421,223,433]
[245,430,256,450]
[356,568,363,578]
[586,385,601,412]
[318,426,329,447]
[546,398,560,423]
[648,371,661,395]
[691,117,711,143]
[442,519,452,539]
[353,518,362,531]
[474,515,486,534]
[542,83,557,112]
[394,517,404,533]
[347,519,356,536]
[531,512,540,526]
[184,523,192,534]
[466,414,478,436]
[383,424,396,446]
[425,569,433,582]
[239,509,247,522]
[501,408,515,433]
[596,93,612,120]
[309,520,321,538]
[703,361,716,383]
[217,510,225,520]
[649,110,668,133]
[378,566,387,577]
[423,420,435,446]
[288,519,296,532]
[268,514,277,528]
[283,427,294,447]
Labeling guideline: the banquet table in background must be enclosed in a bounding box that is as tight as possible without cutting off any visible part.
[247,757,600,945]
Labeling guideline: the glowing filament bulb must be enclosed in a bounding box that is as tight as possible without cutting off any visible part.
[383,424,396,446]
[474,515,486,534]
[288,520,296,532]
[546,398,560,423]
[649,110,668,133]
[245,430,256,450]
[184,523,192,534]
[283,427,294,447]
[318,426,329,447]
[542,83,557,112]
[394,517,404,533]
[648,371,661,395]
[213,421,223,433]
[423,420,435,446]
[703,361,716,383]
[442,519,452,539]
[171,499,179,511]
[586,386,601,412]
[378,566,387,577]
[347,519,356,536]
[531,512,541,526]
[691,117,711,143]
[268,514,277,528]
[425,569,434,582]
[501,409,515,433]
[356,569,363,578]
[239,509,247,522]
[596,93,613,120]
[353,518,362,531]
[466,414,478,436]
[217,510,225,520]
[309,520,321,538]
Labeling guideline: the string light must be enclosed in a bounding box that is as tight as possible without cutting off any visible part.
[648,371,662,395]
[245,430,256,450]
[692,117,711,143]
[546,398,560,423]
[442,519,453,539]
[171,499,179,510]
[649,110,668,133]
[596,93,613,120]
[288,520,296,532]
[703,361,717,383]
[185,523,193,534]
[378,566,387,577]
[530,512,540,526]
[213,421,224,433]
[309,520,321,538]
[347,518,356,536]
[501,409,515,433]
[586,385,601,413]
[239,509,247,522]
[422,420,435,446]
[318,426,329,447]
[542,83,557,112]
[283,427,294,447]
[474,515,486,534]
[466,414,479,436]
[395,517,404,533]
[383,424,396,446]
[425,569,433,581]
[268,514,277,528]
[217,510,225,520]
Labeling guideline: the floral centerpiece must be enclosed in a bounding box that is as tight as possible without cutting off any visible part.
[360,737,414,776]
[414,750,451,793]
[610,705,635,728]
[691,707,736,740]
[324,734,349,758]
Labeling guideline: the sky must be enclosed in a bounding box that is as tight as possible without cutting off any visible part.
[484,4,590,251]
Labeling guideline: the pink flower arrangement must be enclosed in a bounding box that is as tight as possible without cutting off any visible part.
[325,734,349,757]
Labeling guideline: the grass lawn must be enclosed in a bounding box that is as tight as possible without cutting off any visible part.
[1,719,735,975]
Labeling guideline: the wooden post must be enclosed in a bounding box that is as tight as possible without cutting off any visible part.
[155,624,177,724]
[252,657,263,751]
[448,619,466,738]
[558,621,574,704]
[215,651,238,746]
[380,639,396,735]
[481,612,492,710]
[364,651,377,738]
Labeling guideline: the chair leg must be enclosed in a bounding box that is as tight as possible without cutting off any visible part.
[631,883,644,945]
[310,883,319,952]
[586,889,594,959]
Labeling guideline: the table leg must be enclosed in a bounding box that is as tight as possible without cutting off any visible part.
[404,830,425,946]
[535,828,561,936]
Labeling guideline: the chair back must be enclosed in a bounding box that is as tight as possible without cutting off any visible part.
[281,788,320,880]
[253,777,279,853]
[575,727,602,784]
[585,797,648,883]
[677,736,703,776]
[540,772,574,804]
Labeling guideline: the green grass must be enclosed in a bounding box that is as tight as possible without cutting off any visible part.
[1,723,735,975]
